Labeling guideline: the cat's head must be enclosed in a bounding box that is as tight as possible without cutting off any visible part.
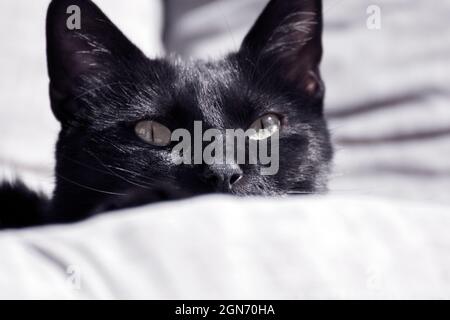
[46,0,332,220]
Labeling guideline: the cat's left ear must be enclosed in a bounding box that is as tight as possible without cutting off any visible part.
[46,0,146,122]
[240,0,324,99]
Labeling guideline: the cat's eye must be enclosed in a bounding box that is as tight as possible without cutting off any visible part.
[248,113,281,140]
[135,120,172,146]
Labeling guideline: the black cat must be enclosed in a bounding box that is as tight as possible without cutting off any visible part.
[0,0,332,228]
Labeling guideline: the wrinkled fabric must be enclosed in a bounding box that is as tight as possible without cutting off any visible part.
[1,195,450,299]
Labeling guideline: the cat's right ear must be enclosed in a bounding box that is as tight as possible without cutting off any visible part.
[46,0,145,122]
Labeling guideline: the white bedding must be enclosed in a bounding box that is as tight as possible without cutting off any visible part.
[1,0,450,299]
[1,195,450,299]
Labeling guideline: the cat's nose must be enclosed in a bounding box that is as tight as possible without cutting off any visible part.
[204,163,243,191]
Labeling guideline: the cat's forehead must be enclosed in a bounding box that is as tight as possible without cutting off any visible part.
[172,57,240,82]
[168,57,248,127]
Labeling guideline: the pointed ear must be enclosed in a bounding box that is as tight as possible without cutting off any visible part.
[46,0,145,122]
[241,0,324,99]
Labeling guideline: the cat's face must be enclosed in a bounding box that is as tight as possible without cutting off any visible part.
[46,0,332,221]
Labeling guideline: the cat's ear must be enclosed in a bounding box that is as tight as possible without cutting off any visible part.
[46,0,145,122]
[240,0,324,99]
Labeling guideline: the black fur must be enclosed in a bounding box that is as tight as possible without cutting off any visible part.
[0,181,48,229]
[1,0,332,228]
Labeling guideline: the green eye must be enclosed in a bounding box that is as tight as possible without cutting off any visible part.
[135,120,172,146]
[248,113,281,140]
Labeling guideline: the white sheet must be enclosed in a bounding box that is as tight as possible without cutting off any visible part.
[1,195,450,299]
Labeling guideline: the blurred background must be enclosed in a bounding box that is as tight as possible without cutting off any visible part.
[1,0,449,204]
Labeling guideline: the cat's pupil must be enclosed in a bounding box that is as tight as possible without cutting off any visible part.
[135,120,171,146]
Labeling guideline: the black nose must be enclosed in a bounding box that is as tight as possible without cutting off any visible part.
[204,163,243,191]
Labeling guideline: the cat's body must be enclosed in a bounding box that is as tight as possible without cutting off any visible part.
[0,0,332,229]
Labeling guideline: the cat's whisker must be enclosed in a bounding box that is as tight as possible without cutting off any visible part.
[56,174,128,196]
[86,135,180,186]
[62,150,157,188]
[60,154,120,177]
[85,150,156,190]
[106,166,163,188]
[92,135,129,154]
[107,166,155,182]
